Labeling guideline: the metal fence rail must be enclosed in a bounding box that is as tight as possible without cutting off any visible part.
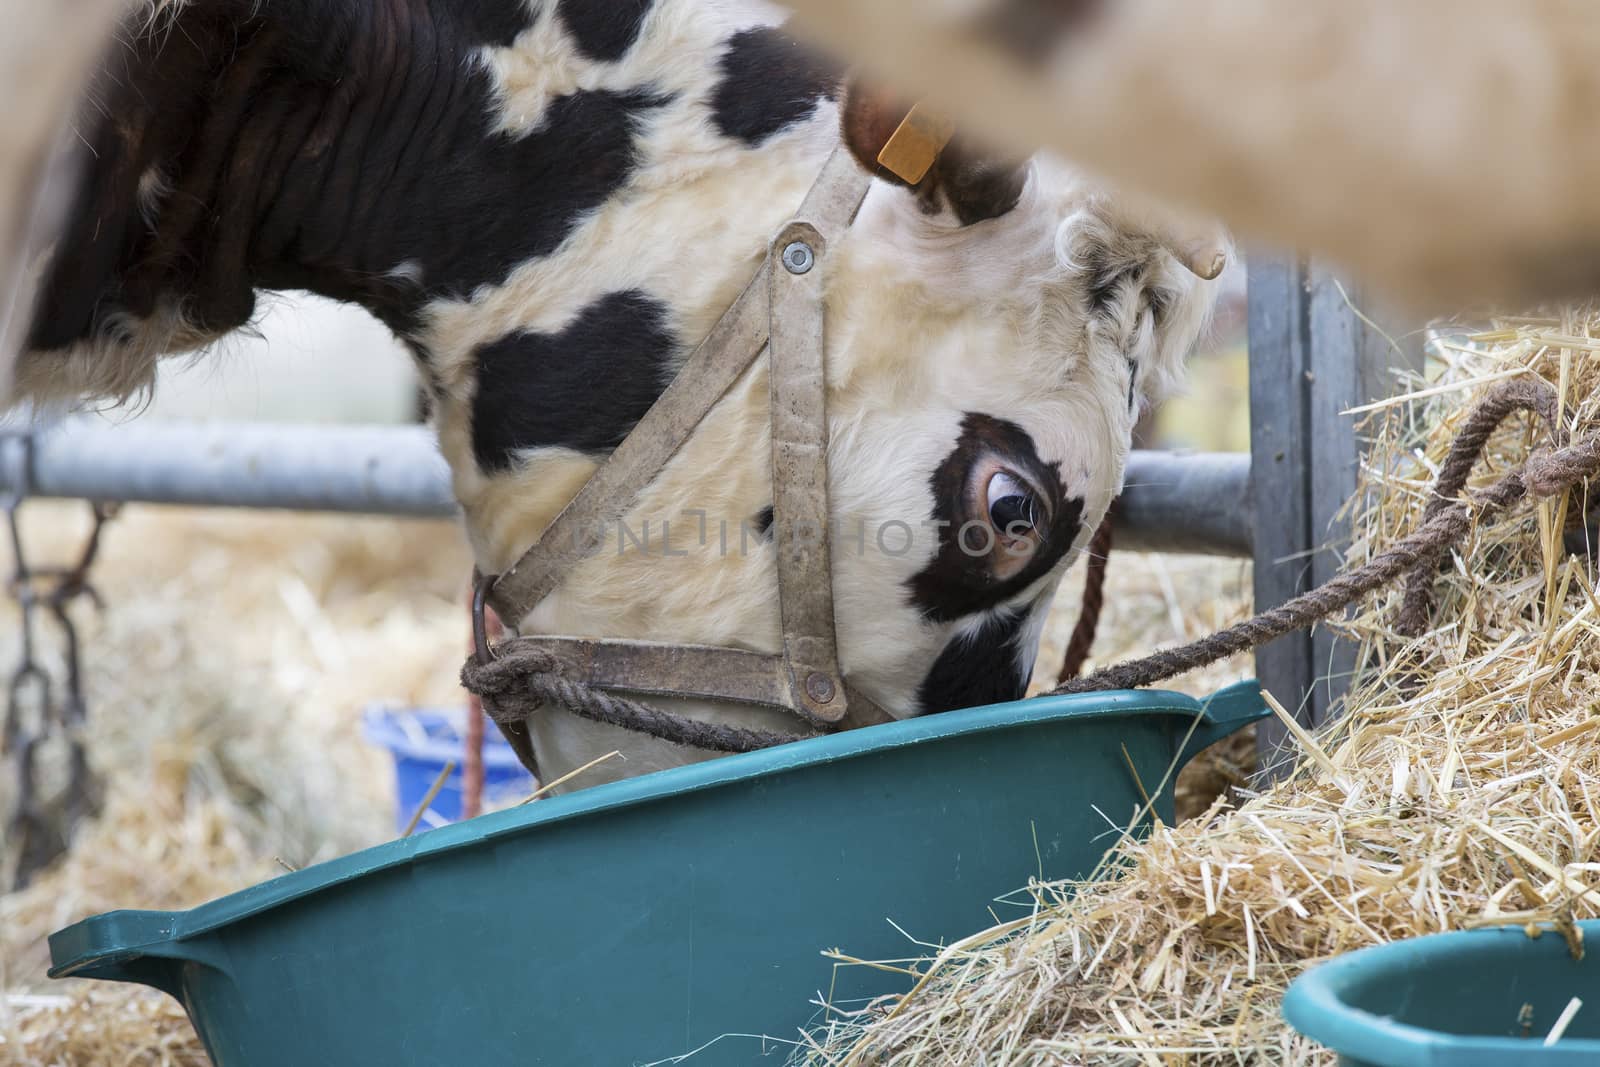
[1118,450,1250,556]
[0,420,455,517]
[0,419,1251,555]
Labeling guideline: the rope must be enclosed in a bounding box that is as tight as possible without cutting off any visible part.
[1058,511,1114,682]
[462,379,1600,756]
[462,646,814,753]
[1395,379,1563,635]
[1051,379,1600,696]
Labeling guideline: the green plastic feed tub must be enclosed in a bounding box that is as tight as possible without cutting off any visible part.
[51,682,1265,1066]
[1284,921,1600,1065]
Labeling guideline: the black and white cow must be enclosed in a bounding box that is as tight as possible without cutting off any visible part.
[15,0,1225,788]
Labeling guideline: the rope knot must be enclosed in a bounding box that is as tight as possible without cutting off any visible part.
[1524,445,1596,499]
[460,645,559,705]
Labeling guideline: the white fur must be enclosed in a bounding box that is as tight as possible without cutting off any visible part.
[136,167,171,229]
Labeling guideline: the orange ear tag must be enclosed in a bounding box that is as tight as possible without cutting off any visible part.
[875,103,957,186]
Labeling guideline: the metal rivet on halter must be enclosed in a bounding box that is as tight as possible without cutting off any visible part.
[781,241,814,275]
[804,671,836,705]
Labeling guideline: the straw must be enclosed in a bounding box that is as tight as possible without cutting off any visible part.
[801,305,1600,1065]
[520,750,625,804]
[1545,997,1583,1046]
[1,508,473,1065]
[402,760,457,838]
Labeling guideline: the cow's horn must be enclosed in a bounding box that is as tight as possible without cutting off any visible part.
[1167,236,1228,280]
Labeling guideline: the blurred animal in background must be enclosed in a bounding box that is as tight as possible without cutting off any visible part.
[782,0,1600,311]
[0,0,126,395]
[5,0,1225,788]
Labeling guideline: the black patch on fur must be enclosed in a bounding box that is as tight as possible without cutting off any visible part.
[1082,245,1121,315]
[557,0,654,61]
[907,413,1086,623]
[939,157,1028,226]
[916,606,1033,714]
[256,84,668,319]
[753,505,775,540]
[26,3,249,350]
[28,0,666,355]
[711,27,840,147]
[471,291,676,472]
[350,85,667,302]
[1083,243,1173,326]
[454,0,537,47]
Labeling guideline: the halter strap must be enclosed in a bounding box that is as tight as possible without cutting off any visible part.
[481,147,892,737]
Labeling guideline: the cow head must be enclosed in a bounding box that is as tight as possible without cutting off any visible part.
[15,0,1226,785]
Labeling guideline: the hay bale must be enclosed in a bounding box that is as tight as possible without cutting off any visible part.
[3,988,203,1067]
[802,308,1600,1064]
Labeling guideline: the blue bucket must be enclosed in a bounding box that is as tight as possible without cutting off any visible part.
[361,706,536,832]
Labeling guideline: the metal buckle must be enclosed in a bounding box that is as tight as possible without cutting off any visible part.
[471,570,497,667]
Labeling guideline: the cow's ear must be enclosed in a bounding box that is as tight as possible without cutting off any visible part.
[838,76,917,182]
[839,75,1029,226]
[1058,199,1229,410]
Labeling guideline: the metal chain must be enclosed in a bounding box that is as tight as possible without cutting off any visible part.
[1,429,116,888]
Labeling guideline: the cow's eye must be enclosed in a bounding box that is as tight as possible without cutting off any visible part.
[987,471,1038,535]
[981,469,1049,565]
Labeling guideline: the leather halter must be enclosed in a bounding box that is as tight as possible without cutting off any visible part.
[476,145,903,766]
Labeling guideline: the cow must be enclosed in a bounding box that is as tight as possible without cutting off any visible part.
[12,0,1225,790]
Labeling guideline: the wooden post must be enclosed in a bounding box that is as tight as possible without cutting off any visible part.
[1246,256,1313,765]
[1247,255,1420,767]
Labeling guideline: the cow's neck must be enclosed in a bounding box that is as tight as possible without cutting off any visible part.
[37,0,837,480]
